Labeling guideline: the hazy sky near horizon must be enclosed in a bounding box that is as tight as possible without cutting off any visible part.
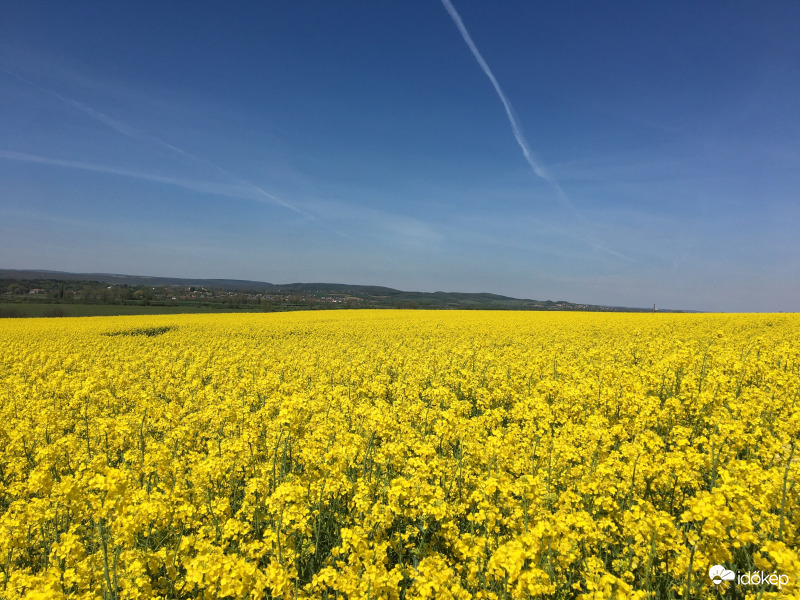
[2,1,799,311]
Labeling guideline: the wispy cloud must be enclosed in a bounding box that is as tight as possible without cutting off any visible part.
[0,149,291,208]
[1,149,445,250]
[2,66,307,216]
[152,139,308,217]
[4,68,449,249]
[2,67,135,137]
[302,196,445,250]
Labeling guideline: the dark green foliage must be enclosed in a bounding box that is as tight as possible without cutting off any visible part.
[103,326,176,337]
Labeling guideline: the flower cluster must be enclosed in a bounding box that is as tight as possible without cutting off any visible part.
[0,311,797,598]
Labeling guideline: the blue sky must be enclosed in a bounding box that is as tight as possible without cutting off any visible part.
[1,1,798,311]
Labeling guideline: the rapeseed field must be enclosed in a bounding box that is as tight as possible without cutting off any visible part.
[0,311,797,599]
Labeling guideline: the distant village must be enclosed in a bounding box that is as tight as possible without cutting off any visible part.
[2,279,363,309]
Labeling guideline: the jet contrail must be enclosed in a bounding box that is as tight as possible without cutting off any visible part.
[1,66,307,216]
[0,149,296,209]
[150,138,309,217]
[440,1,635,262]
[440,0,559,189]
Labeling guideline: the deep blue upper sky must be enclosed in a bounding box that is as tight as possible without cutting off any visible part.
[2,1,798,311]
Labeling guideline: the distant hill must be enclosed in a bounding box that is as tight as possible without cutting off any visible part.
[0,268,675,312]
[0,269,277,290]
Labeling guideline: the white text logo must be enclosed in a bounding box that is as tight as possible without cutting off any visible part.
[709,565,790,590]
